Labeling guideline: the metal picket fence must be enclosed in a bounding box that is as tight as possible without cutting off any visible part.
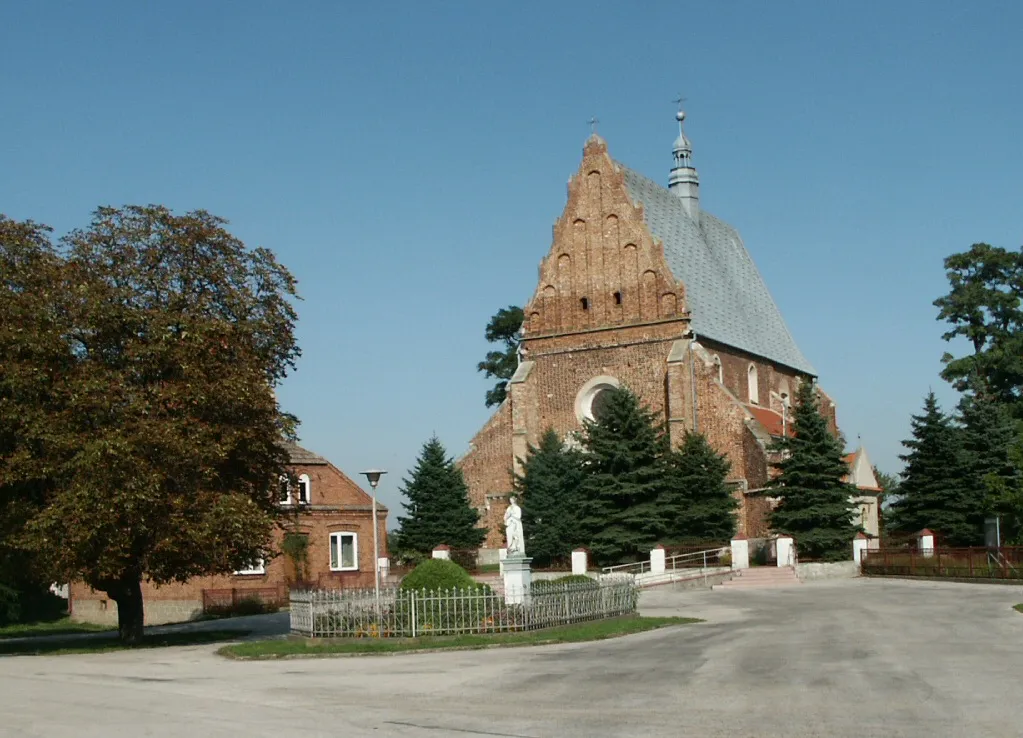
[290,579,638,638]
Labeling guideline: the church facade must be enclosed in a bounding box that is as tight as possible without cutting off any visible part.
[460,111,850,551]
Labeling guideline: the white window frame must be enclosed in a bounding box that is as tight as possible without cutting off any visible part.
[297,474,311,505]
[329,532,359,572]
[235,558,266,576]
[748,364,760,405]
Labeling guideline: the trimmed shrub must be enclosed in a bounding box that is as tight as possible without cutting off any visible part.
[399,559,478,592]
[0,583,20,626]
[203,596,279,619]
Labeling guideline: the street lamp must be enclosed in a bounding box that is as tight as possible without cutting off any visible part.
[360,469,386,614]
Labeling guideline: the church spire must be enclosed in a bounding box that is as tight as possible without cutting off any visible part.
[668,102,700,220]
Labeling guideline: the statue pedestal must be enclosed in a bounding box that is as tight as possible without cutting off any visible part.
[502,554,532,606]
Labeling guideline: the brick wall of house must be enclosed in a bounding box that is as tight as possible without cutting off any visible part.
[69,456,389,626]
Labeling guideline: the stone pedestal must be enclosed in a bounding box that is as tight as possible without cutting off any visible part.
[498,547,508,574]
[502,554,533,606]
[432,545,450,560]
[917,529,935,558]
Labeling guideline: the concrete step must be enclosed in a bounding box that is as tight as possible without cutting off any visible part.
[713,567,800,590]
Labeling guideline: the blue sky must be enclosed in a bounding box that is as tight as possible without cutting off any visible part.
[3,2,1021,516]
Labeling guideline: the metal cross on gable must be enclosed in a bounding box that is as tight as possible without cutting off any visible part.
[673,94,687,111]
[588,116,599,134]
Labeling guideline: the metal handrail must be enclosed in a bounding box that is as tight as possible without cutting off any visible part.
[601,547,724,575]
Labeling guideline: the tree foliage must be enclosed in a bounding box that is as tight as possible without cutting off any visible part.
[769,381,857,561]
[934,243,1023,414]
[889,392,980,545]
[577,387,668,564]
[515,428,584,568]
[396,436,486,554]
[663,432,737,543]
[0,207,300,643]
[477,306,524,407]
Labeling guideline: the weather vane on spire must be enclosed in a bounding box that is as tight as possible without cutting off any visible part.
[588,116,599,134]
[673,95,687,131]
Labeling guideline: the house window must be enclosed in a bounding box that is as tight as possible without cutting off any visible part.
[278,476,291,505]
[613,291,622,305]
[329,532,358,571]
[580,297,589,310]
[748,364,760,405]
[297,474,311,505]
[235,558,265,575]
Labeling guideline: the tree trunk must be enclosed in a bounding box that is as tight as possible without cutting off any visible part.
[108,577,145,645]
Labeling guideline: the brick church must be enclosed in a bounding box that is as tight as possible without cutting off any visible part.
[461,109,877,552]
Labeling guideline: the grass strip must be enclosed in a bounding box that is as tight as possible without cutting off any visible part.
[0,617,112,640]
[0,629,250,657]
[1014,604,1022,614]
[219,615,700,660]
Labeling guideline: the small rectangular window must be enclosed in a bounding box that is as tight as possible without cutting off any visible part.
[580,297,589,310]
[613,291,622,305]
[329,532,358,571]
[235,558,265,575]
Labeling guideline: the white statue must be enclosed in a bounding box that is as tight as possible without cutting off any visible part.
[504,495,525,555]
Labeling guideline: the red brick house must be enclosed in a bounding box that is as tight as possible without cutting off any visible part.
[69,442,388,625]
[460,110,846,549]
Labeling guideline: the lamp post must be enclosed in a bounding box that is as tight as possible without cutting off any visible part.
[360,469,386,616]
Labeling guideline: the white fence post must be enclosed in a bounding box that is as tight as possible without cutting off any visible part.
[852,533,868,567]
[917,529,935,558]
[776,536,795,567]
[432,544,451,560]
[650,545,666,576]
[571,548,588,575]
[730,535,750,570]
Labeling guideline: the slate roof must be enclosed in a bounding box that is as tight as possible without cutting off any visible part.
[285,442,329,465]
[620,165,815,375]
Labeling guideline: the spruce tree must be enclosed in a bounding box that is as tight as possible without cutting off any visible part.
[769,381,857,561]
[958,389,1020,542]
[578,387,668,564]
[890,392,977,545]
[515,428,584,568]
[664,432,737,543]
[396,436,486,554]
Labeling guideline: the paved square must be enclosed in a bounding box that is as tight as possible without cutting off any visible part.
[1,579,1020,737]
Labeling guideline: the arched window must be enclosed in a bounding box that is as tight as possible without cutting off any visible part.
[575,375,621,424]
[748,364,760,405]
[712,355,723,384]
[297,474,311,505]
[778,379,791,409]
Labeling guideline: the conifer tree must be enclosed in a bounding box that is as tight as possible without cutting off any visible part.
[396,436,486,554]
[577,387,668,564]
[515,428,584,567]
[664,432,737,543]
[958,388,1020,542]
[769,381,857,561]
[890,392,977,544]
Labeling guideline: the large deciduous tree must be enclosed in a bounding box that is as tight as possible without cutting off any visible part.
[934,243,1023,414]
[477,306,523,407]
[889,392,979,545]
[663,432,737,543]
[577,387,668,564]
[396,436,486,554]
[769,381,857,561]
[515,428,584,568]
[0,207,300,644]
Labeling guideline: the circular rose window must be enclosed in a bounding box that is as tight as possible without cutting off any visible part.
[575,376,621,423]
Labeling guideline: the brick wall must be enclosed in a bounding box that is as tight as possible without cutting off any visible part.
[69,460,390,625]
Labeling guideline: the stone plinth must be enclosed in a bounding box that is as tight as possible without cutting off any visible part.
[650,545,666,575]
[852,533,868,566]
[776,536,794,567]
[432,545,450,560]
[502,554,533,606]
